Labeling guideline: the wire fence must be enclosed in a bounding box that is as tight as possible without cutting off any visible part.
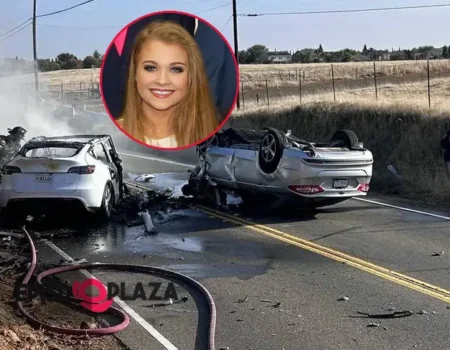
[12,59,450,111]
[238,60,450,110]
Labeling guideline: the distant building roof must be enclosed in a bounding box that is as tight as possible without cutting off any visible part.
[268,51,291,56]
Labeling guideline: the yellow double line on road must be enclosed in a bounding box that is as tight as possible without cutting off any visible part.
[125,181,450,304]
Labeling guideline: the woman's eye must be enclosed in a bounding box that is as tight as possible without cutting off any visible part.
[144,65,156,72]
[172,67,184,73]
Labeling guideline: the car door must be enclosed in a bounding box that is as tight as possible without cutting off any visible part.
[96,141,120,202]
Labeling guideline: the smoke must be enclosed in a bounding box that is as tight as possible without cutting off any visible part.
[0,65,77,141]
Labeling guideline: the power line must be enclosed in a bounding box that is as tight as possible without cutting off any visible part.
[37,23,121,29]
[0,21,32,42]
[0,18,32,38]
[0,0,95,39]
[222,15,232,30]
[195,3,230,14]
[239,3,450,17]
[37,0,94,18]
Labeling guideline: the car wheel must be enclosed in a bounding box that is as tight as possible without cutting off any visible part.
[98,183,114,219]
[258,128,285,174]
[329,129,359,148]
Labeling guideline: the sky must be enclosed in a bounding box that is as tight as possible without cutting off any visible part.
[0,0,449,60]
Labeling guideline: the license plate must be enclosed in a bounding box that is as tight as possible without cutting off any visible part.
[35,174,53,183]
[333,179,348,189]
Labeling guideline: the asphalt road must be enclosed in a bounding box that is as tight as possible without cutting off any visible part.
[34,151,450,350]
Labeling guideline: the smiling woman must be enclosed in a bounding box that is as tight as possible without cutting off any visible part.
[120,20,218,148]
[100,11,239,150]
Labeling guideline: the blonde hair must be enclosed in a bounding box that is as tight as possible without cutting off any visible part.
[120,20,219,147]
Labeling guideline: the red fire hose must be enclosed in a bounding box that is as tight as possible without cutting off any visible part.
[15,225,217,349]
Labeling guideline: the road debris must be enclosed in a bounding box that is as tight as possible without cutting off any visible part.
[432,251,445,256]
[134,174,155,182]
[417,310,428,315]
[367,323,380,327]
[350,310,413,319]
[338,296,349,301]
[237,296,248,303]
[139,210,158,233]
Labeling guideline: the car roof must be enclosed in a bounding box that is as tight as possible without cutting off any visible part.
[26,134,112,146]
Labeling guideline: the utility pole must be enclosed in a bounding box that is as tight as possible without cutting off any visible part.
[32,0,39,97]
[232,0,240,109]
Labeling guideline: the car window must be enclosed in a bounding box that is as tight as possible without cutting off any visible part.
[93,143,110,164]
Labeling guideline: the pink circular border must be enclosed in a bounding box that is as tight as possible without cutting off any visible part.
[99,10,240,151]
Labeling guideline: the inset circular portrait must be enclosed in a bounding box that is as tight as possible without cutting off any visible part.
[100,10,239,150]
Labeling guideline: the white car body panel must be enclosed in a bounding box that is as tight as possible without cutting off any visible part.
[0,135,122,213]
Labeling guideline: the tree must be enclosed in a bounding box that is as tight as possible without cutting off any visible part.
[246,45,269,63]
[318,44,323,53]
[83,55,100,68]
[238,50,250,64]
[443,46,448,58]
[363,44,368,53]
[56,53,77,64]
[60,58,83,70]
[92,50,102,60]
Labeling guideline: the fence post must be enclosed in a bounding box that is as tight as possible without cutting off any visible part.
[256,93,259,104]
[265,79,269,108]
[355,67,358,79]
[299,71,302,105]
[331,64,336,101]
[289,70,291,81]
[241,81,245,109]
[427,59,431,108]
[373,60,378,100]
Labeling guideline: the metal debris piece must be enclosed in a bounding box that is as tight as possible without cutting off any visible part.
[367,323,380,327]
[136,192,150,209]
[59,258,87,266]
[338,296,349,301]
[417,310,428,315]
[236,319,244,322]
[272,302,281,308]
[432,251,445,256]
[351,310,413,319]
[0,232,24,239]
[134,174,155,182]
[139,210,157,233]
[237,296,248,303]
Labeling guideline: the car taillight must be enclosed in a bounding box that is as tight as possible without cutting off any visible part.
[67,166,95,174]
[3,166,21,175]
[288,185,324,194]
[357,184,370,192]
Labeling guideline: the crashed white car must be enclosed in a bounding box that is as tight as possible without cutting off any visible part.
[0,134,124,218]
[182,127,374,209]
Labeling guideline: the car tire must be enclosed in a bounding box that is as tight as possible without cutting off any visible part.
[329,129,359,148]
[97,183,114,220]
[258,128,286,174]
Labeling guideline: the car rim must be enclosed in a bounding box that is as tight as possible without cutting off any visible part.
[262,134,276,162]
[104,186,112,215]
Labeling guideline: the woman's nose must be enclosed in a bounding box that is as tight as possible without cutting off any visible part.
[155,69,169,85]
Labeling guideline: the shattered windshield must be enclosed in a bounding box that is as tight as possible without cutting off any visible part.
[21,146,81,158]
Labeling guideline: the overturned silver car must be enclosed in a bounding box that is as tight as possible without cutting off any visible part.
[182,127,374,209]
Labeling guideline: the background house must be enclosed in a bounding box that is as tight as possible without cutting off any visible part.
[267,50,292,63]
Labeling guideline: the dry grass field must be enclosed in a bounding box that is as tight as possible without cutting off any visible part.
[236,76,450,116]
[5,58,449,88]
